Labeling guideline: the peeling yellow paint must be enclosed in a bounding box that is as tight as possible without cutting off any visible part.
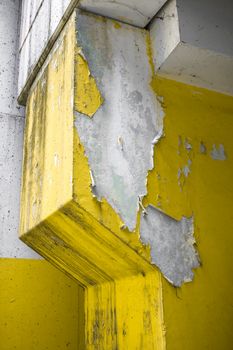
[146,76,233,349]
[74,50,103,117]
[20,8,233,349]
[20,12,164,350]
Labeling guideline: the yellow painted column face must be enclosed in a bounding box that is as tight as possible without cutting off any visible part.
[19,10,164,350]
[20,15,75,235]
[19,7,233,350]
[85,273,164,350]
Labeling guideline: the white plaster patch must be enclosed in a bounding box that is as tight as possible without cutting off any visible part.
[200,141,207,154]
[210,144,226,161]
[74,12,164,231]
[184,139,192,151]
[140,205,200,286]
[183,159,192,177]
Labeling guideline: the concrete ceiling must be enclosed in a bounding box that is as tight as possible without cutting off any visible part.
[79,0,168,27]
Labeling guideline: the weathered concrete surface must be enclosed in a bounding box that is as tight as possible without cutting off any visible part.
[0,0,24,117]
[18,15,165,348]
[18,0,79,103]
[79,0,167,28]
[0,113,40,259]
[150,0,233,95]
[18,0,169,102]
[0,0,40,259]
[149,0,180,72]
[19,0,44,48]
[75,12,164,231]
[140,206,200,286]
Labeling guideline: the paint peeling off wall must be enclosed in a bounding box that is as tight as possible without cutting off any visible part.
[74,11,164,231]
[210,144,227,160]
[75,50,103,117]
[140,205,200,286]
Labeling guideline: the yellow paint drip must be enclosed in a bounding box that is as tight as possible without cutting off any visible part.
[74,51,103,117]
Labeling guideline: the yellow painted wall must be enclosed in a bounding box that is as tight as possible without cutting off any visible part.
[0,258,83,350]
[18,11,233,349]
[147,77,233,350]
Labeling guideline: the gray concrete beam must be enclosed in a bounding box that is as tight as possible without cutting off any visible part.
[150,0,233,95]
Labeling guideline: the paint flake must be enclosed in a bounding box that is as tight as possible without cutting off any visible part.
[200,141,207,154]
[140,205,200,287]
[210,144,226,160]
[74,13,164,231]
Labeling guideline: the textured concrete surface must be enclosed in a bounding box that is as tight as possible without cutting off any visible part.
[18,0,78,101]
[18,0,169,101]
[0,114,40,258]
[0,0,24,117]
[150,0,233,95]
[140,206,199,286]
[75,12,164,231]
[79,0,167,27]
[0,0,40,259]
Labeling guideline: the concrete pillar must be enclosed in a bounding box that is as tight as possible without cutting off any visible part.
[0,0,36,258]
[150,0,233,94]
[15,1,233,350]
[0,2,82,349]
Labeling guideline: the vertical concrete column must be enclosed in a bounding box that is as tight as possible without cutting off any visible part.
[0,0,39,259]
[19,10,165,349]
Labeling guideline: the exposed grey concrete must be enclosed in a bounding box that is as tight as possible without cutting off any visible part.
[210,144,227,161]
[0,114,41,259]
[0,0,40,259]
[75,12,164,231]
[150,0,180,72]
[18,0,169,102]
[140,206,200,286]
[178,0,233,57]
[0,0,24,116]
[19,0,44,49]
[150,0,233,95]
[79,0,167,28]
[18,0,78,102]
